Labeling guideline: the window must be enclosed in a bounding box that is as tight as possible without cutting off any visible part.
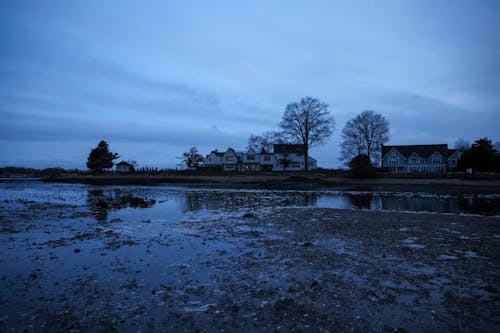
[247,155,255,160]
[226,156,233,161]
[410,158,419,164]
[308,162,314,166]
[432,158,441,164]
[264,156,270,161]
[291,162,301,168]
[389,157,398,165]
[296,153,303,157]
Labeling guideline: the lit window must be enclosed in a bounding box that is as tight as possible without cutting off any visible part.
[226,156,233,161]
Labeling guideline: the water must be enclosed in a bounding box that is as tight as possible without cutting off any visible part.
[1,179,499,218]
[1,179,498,331]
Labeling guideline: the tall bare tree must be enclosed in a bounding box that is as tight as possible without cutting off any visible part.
[454,138,471,152]
[340,110,389,164]
[280,96,334,171]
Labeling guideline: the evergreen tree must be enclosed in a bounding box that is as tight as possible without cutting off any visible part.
[458,138,500,172]
[86,140,120,173]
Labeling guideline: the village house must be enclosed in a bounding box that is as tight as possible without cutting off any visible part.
[381,144,462,173]
[204,144,317,171]
[273,144,317,171]
[115,161,134,173]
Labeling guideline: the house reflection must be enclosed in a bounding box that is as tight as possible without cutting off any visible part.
[380,195,459,214]
[182,191,319,212]
[86,189,156,222]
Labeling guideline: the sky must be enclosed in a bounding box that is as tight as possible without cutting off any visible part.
[1,0,499,169]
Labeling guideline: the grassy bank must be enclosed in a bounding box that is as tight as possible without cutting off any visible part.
[42,173,500,192]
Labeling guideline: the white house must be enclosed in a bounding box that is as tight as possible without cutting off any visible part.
[115,161,134,173]
[381,144,462,173]
[272,144,317,171]
[204,144,317,171]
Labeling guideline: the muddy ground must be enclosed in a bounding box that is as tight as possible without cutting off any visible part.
[0,192,499,332]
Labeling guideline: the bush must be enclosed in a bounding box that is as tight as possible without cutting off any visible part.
[348,154,375,178]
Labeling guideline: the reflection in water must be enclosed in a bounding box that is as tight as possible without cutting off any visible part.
[86,187,500,219]
[179,190,500,216]
[458,196,500,216]
[183,191,319,212]
[86,189,156,222]
[347,194,373,209]
[380,196,460,214]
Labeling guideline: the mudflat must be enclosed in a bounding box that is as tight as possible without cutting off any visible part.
[0,185,498,332]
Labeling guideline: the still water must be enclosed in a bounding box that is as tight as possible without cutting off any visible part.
[1,179,499,218]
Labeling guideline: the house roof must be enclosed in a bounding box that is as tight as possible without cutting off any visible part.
[209,150,225,156]
[382,144,449,159]
[116,161,133,167]
[274,144,305,154]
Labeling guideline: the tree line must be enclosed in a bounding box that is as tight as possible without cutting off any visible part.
[85,96,498,173]
[84,97,391,172]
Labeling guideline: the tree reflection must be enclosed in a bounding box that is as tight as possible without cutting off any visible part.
[457,196,500,216]
[86,189,156,222]
[347,194,372,209]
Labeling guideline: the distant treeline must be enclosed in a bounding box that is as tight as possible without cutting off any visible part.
[0,167,80,177]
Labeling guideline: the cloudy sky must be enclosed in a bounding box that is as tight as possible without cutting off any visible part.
[1,0,499,169]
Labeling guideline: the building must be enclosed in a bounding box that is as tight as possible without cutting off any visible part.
[115,161,134,173]
[381,144,462,173]
[273,144,317,171]
[204,145,317,171]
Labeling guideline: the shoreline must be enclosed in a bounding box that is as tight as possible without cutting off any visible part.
[40,174,500,191]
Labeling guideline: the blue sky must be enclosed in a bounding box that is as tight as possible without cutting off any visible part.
[1,0,499,169]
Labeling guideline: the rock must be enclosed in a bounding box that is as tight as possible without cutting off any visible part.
[243,213,255,218]
[73,248,81,253]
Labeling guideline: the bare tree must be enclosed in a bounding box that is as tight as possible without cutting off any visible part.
[280,96,335,171]
[340,110,389,165]
[180,147,205,170]
[247,131,289,152]
[454,138,471,152]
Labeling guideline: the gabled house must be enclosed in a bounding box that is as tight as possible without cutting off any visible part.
[447,149,461,170]
[204,144,317,171]
[273,144,317,171]
[115,161,134,173]
[222,147,240,171]
[381,144,462,173]
[204,150,225,168]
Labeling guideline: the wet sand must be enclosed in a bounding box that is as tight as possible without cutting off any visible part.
[1,191,499,332]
